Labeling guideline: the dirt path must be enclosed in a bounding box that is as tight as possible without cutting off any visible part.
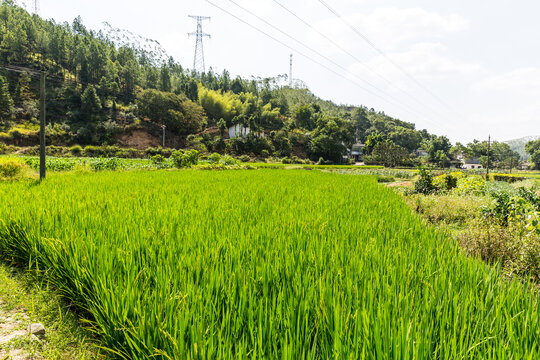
[0,265,104,360]
[0,302,43,360]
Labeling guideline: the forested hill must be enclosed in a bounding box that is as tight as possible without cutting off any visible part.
[0,1,450,163]
[504,136,540,160]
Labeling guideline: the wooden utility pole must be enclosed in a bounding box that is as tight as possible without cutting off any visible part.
[486,135,491,179]
[162,124,166,148]
[39,71,46,180]
[0,64,47,180]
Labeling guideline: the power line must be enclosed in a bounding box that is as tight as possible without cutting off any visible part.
[205,1,404,112]
[225,0,435,120]
[271,0,452,125]
[213,0,441,127]
[316,0,462,120]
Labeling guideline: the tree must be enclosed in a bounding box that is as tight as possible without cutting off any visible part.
[422,135,451,164]
[14,71,32,105]
[363,133,385,155]
[159,66,171,93]
[230,77,245,94]
[310,116,354,163]
[137,89,206,135]
[389,127,422,153]
[526,139,540,169]
[0,75,14,122]
[217,118,226,138]
[294,104,315,130]
[80,85,102,123]
[185,79,198,102]
[363,141,412,167]
[351,107,370,142]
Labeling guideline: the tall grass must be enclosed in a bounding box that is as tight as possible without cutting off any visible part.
[0,170,538,359]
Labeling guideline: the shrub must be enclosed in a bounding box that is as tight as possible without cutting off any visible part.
[207,152,221,164]
[170,149,199,168]
[238,155,251,163]
[70,145,83,156]
[150,154,166,168]
[434,172,460,191]
[491,173,526,183]
[414,166,437,194]
[453,175,485,196]
[145,147,173,158]
[410,194,487,225]
[0,157,27,179]
[88,158,121,171]
[376,175,395,183]
[460,220,540,282]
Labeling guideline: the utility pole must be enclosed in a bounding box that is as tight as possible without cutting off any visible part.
[39,71,46,180]
[289,54,293,87]
[188,16,211,73]
[161,124,166,148]
[486,135,491,180]
[0,64,46,179]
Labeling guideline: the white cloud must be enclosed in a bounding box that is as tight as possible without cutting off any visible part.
[472,67,540,92]
[308,7,469,53]
[348,43,483,87]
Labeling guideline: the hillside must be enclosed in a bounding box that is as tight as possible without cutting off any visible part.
[504,135,540,160]
[0,1,449,163]
[0,2,526,169]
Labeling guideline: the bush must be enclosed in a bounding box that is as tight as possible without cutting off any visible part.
[414,166,437,194]
[238,155,251,163]
[491,173,526,183]
[70,145,82,156]
[145,147,173,158]
[0,157,27,179]
[150,154,166,168]
[409,194,487,225]
[434,172,460,191]
[170,149,199,168]
[88,158,121,171]
[453,175,485,196]
[207,153,222,164]
[460,220,540,282]
[376,175,395,183]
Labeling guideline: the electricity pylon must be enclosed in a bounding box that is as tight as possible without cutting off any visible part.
[188,16,211,74]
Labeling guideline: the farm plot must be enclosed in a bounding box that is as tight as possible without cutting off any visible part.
[0,170,538,359]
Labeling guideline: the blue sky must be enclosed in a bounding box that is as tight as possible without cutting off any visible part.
[25,0,540,143]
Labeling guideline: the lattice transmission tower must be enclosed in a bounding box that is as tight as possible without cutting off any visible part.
[32,0,39,14]
[188,16,211,74]
[289,54,293,86]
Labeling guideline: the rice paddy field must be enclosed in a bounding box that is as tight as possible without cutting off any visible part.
[0,170,539,359]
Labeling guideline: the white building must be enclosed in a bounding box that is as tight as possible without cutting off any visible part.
[228,124,250,138]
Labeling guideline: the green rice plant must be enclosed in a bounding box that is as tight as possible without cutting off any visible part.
[0,171,539,359]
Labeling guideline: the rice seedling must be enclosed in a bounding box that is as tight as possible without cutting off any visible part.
[0,170,538,359]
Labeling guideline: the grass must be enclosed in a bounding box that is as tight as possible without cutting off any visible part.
[0,170,539,359]
[250,162,384,170]
[0,264,104,359]
[406,193,490,227]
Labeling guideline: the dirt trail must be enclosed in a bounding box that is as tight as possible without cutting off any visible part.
[0,302,42,360]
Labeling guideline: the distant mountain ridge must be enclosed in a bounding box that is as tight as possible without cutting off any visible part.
[504,135,540,160]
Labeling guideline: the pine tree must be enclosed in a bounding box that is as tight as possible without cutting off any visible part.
[81,85,102,123]
[14,71,32,105]
[160,66,171,93]
[0,75,14,122]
